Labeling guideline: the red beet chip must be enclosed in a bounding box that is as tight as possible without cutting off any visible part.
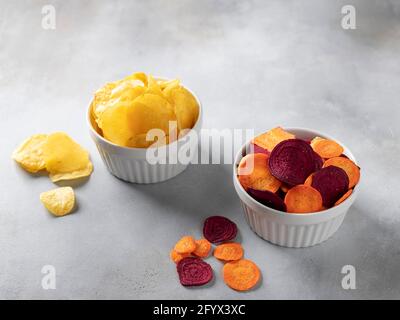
[269,139,317,186]
[203,216,237,244]
[177,257,213,286]
[248,188,287,212]
[311,166,349,207]
[313,152,323,171]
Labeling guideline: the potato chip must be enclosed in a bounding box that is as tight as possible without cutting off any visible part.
[49,162,93,182]
[165,87,199,130]
[40,186,75,216]
[146,74,165,97]
[101,101,133,147]
[43,132,93,181]
[123,72,148,87]
[92,81,120,122]
[110,82,145,101]
[127,94,176,137]
[160,79,180,91]
[12,134,48,173]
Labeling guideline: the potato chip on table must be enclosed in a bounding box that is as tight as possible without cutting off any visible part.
[12,134,48,173]
[40,186,75,216]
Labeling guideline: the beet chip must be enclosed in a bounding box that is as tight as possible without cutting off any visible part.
[248,188,287,212]
[203,216,237,244]
[313,152,323,171]
[311,166,349,207]
[269,139,317,186]
[177,257,213,286]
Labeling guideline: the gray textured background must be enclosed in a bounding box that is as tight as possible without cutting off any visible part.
[1,0,399,299]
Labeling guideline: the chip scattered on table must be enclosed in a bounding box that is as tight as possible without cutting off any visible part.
[12,134,48,173]
[39,186,75,216]
[12,132,93,182]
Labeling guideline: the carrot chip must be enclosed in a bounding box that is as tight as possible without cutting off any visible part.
[284,185,323,213]
[214,243,244,261]
[174,236,197,254]
[193,239,212,258]
[223,259,261,291]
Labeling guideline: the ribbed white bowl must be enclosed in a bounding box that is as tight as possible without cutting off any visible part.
[87,80,202,184]
[233,127,360,248]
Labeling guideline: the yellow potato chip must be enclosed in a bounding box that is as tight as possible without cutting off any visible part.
[40,186,75,216]
[146,75,165,98]
[123,72,148,87]
[110,81,145,101]
[101,101,134,147]
[92,81,120,121]
[49,162,93,182]
[160,79,180,91]
[165,87,199,130]
[127,94,176,137]
[43,132,93,180]
[12,134,48,173]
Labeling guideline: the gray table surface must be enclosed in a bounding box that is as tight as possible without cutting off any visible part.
[1,0,399,299]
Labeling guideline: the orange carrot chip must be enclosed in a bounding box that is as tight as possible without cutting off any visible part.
[193,239,211,258]
[311,137,344,159]
[174,236,197,254]
[284,185,323,213]
[214,243,244,261]
[334,189,353,206]
[170,249,190,263]
[252,127,295,152]
[238,153,281,192]
[223,259,261,291]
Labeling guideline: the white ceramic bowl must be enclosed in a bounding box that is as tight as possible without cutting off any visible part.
[87,80,202,184]
[233,127,360,248]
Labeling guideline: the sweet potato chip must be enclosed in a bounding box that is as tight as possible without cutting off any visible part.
[177,257,213,286]
[12,134,48,173]
[193,239,212,258]
[323,156,360,189]
[311,137,344,159]
[174,236,197,254]
[269,139,317,186]
[247,188,287,212]
[43,132,93,181]
[238,153,281,192]
[170,249,190,264]
[252,127,295,152]
[334,189,353,206]
[284,185,323,213]
[311,166,349,207]
[40,186,75,216]
[223,259,260,291]
[213,243,243,261]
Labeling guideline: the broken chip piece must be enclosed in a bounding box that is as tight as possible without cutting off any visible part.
[12,134,48,173]
[39,186,75,216]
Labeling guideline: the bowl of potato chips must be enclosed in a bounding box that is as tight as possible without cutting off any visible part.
[87,72,202,183]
